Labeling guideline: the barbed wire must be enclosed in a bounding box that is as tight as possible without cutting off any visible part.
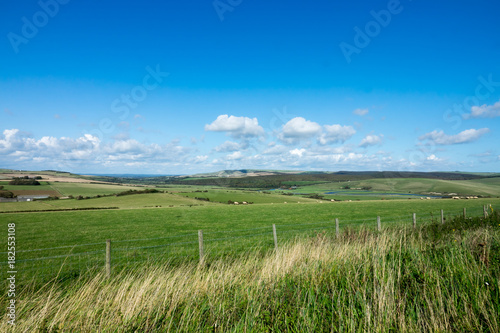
[10,250,105,263]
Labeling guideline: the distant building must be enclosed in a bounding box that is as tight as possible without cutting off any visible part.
[0,195,50,203]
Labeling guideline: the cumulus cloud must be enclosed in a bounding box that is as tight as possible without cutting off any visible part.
[0,129,102,161]
[318,125,356,145]
[277,117,322,144]
[205,115,264,138]
[353,108,369,116]
[0,129,192,170]
[214,140,247,152]
[464,99,500,118]
[426,154,440,161]
[359,134,383,147]
[226,151,244,160]
[290,148,306,157]
[419,128,489,145]
[193,155,208,163]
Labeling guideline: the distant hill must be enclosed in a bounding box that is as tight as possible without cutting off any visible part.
[186,169,306,178]
[2,168,499,189]
[173,170,499,188]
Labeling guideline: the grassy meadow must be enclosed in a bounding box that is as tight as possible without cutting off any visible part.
[1,175,500,331]
[286,177,500,198]
[1,212,499,332]
[1,195,498,291]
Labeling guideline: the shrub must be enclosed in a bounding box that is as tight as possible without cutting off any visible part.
[9,177,40,185]
[0,190,14,198]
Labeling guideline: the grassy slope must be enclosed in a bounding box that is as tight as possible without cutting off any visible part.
[0,192,214,212]
[0,181,54,191]
[295,177,500,197]
[50,182,146,197]
[179,189,319,204]
[2,213,499,332]
[0,181,145,197]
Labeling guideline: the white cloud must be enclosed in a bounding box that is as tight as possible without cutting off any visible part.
[359,134,383,147]
[353,108,369,116]
[311,145,354,155]
[214,140,246,152]
[193,155,208,163]
[0,129,23,152]
[263,144,288,155]
[0,129,192,170]
[290,148,306,157]
[278,117,322,144]
[426,154,440,161]
[226,151,244,160]
[419,128,489,145]
[318,124,356,145]
[205,115,264,138]
[465,99,500,118]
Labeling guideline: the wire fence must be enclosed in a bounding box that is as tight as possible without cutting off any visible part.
[1,204,495,288]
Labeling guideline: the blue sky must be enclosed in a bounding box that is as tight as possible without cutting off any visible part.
[1,0,499,174]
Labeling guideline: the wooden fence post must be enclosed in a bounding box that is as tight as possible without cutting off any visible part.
[413,213,416,229]
[198,230,204,263]
[106,239,111,278]
[483,205,488,219]
[441,209,444,224]
[377,216,381,231]
[463,207,466,219]
[335,218,339,238]
[272,224,278,250]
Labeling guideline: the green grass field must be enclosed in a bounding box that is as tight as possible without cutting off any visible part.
[1,197,500,272]
[49,182,148,197]
[2,173,500,331]
[2,193,498,246]
[2,212,499,332]
[0,192,215,212]
[0,181,54,191]
[287,177,500,197]
[180,188,320,204]
[0,181,148,197]
[2,178,500,293]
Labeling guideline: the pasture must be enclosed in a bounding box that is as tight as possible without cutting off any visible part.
[2,195,498,289]
[1,174,500,290]
[179,188,320,204]
[0,192,213,212]
[1,175,499,331]
[6,198,499,251]
[50,182,149,197]
[287,177,500,198]
[2,211,499,332]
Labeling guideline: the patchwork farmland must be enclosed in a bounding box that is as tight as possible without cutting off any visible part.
[1,170,500,331]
